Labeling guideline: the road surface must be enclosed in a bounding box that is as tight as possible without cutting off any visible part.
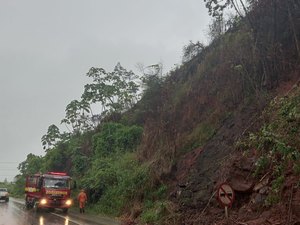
[0,198,120,225]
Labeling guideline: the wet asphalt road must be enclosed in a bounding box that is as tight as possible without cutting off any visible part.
[0,199,120,225]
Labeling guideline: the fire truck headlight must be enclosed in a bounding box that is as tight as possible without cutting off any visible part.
[65,199,72,206]
[40,199,47,205]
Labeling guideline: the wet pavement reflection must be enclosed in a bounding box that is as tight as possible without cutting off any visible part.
[0,199,99,225]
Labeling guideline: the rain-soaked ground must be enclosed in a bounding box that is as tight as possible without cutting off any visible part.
[0,198,120,225]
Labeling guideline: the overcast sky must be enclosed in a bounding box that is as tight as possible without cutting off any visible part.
[0,0,210,181]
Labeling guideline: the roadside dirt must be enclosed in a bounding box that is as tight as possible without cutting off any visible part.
[170,79,300,225]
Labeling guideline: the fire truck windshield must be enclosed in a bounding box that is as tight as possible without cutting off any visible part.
[44,178,69,189]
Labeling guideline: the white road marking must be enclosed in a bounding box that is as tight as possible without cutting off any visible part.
[51,213,88,225]
[12,198,88,225]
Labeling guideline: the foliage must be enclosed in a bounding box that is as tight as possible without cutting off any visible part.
[265,174,284,206]
[81,152,150,215]
[14,122,145,217]
[204,0,231,17]
[140,206,160,224]
[71,148,90,177]
[182,41,205,63]
[245,91,300,205]
[7,175,25,197]
[12,0,300,222]
[11,154,45,197]
[82,63,140,116]
[92,122,143,157]
[40,62,141,148]
[253,155,269,177]
[207,15,226,42]
[137,63,165,116]
[0,181,14,193]
[203,0,249,18]
[18,153,45,175]
[41,124,61,150]
[61,100,91,133]
[140,200,169,224]
[43,147,67,172]
[134,185,169,224]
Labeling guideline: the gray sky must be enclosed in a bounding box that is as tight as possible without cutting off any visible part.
[0,0,210,181]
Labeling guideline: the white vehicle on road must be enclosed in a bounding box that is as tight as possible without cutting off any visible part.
[0,188,9,202]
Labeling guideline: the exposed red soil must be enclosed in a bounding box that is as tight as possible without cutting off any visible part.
[175,150,300,225]
[168,78,300,225]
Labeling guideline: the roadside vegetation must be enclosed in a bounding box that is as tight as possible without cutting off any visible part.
[0,181,14,193]
[11,62,169,219]
[8,0,300,224]
[240,89,300,206]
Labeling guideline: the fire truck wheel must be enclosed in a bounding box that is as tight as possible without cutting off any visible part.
[33,202,40,213]
[62,208,68,213]
[48,208,55,212]
[25,200,33,209]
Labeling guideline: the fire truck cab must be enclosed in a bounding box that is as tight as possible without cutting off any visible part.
[25,172,73,213]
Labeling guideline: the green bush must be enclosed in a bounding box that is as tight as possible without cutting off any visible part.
[92,123,143,157]
[254,155,269,177]
[242,90,300,206]
[140,200,169,224]
[81,152,150,216]
[265,175,284,206]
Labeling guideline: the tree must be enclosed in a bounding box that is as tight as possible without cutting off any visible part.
[71,147,90,177]
[61,100,91,134]
[82,63,140,118]
[43,147,68,172]
[204,0,231,17]
[41,124,61,150]
[138,64,165,116]
[92,123,143,157]
[111,63,140,110]
[182,41,205,62]
[204,0,247,17]
[210,16,226,41]
[18,153,44,175]
[203,0,254,29]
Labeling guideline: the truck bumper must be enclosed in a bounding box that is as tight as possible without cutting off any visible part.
[38,198,73,209]
[0,196,8,201]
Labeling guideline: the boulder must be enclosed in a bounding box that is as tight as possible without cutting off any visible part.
[253,178,269,192]
[230,174,254,192]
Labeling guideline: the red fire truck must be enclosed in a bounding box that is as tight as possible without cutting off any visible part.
[25,172,73,213]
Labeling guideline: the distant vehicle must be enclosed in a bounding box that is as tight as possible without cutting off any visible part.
[25,172,73,213]
[0,188,9,202]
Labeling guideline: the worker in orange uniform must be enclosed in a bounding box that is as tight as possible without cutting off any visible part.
[77,189,88,213]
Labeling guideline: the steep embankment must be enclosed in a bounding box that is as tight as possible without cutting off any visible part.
[180,74,300,225]
[134,0,300,224]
